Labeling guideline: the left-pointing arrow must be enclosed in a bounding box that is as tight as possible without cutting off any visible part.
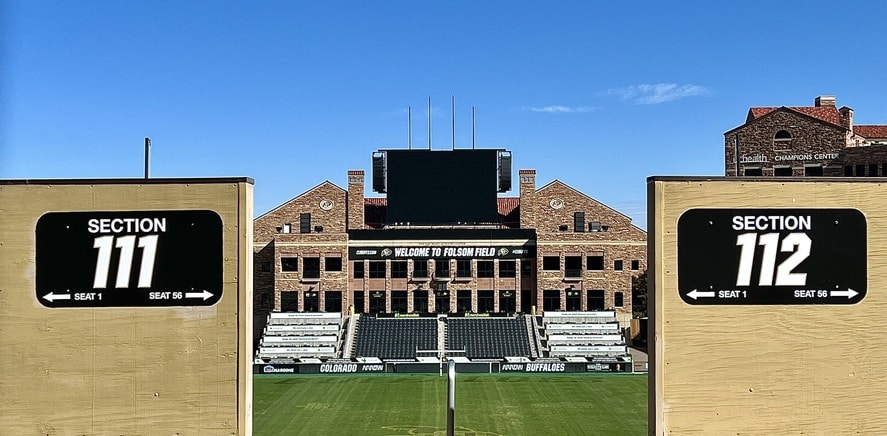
[43,292,71,302]
[687,289,716,300]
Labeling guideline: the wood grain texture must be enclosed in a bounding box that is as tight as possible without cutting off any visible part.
[0,180,253,435]
[649,179,887,435]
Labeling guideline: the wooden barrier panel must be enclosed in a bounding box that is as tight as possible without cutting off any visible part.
[0,178,253,435]
[648,177,887,435]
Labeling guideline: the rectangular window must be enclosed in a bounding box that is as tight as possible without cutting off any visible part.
[869,164,879,177]
[587,253,604,271]
[883,163,887,178]
[774,166,792,176]
[614,259,623,271]
[587,289,605,310]
[615,291,624,307]
[520,261,532,278]
[589,221,602,232]
[281,257,298,272]
[543,289,560,311]
[542,256,560,271]
[631,260,640,271]
[477,260,494,278]
[325,257,342,272]
[391,290,408,313]
[299,213,311,233]
[353,261,364,279]
[369,261,386,278]
[281,223,291,233]
[744,167,763,176]
[804,165,823,177]
[303,257,320,278]
[856,164,866,177]
[457,290,472,312]
[564,256,582,278]
[499,260,516,278]
[412,260,428,278]
[391,261,408,278]
[259,261,271,272]
[478,290,494,313]
[844,165,854,176]
[456,259,472,278]
[574,212,585,232]
[435,259,450,278]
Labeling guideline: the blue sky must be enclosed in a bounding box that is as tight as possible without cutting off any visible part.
[3,1,887,228]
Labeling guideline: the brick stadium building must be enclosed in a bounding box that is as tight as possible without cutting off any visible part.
[725,95,887,177]
[252,150,646,336]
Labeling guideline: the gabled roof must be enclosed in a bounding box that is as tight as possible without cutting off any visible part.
[255,180,345,221]
[537,180,633,223]
[854,125,887,139]
[727,105,847,135]
[747,106,843,126]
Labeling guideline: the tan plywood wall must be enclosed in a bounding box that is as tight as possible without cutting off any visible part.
[648,178,887,435]
[0,179,253,435]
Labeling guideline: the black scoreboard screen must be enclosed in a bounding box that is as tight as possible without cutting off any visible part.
[385,149,499,225]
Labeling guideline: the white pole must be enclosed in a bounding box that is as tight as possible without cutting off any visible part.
[447,360,455,436]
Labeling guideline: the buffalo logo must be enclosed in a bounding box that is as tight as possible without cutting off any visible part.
[381,248,393,257]
[319,199,335,211]
[497,248,509,256]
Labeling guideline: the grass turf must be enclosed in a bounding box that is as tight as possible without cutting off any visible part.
[254,373,647,435]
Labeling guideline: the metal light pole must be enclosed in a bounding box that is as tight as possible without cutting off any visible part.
[447,359,455,436]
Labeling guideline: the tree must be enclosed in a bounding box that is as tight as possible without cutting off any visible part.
[631,270,648,319]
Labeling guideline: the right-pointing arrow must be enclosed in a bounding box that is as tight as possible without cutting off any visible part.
[830,288,858,299]
[687,289,716,300]
[185,290,214,300]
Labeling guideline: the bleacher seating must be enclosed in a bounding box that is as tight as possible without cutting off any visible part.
[542,311,628,358]
[256,312,343,360]
[352,316,438,360]
[447,316,531,360]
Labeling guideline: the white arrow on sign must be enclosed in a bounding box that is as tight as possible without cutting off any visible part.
[830,288,858,299]
[686,289,716,300]
[43,292,71,302]
[185,290,214,300]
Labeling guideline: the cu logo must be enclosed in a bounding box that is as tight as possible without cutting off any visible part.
[319,199,334,211]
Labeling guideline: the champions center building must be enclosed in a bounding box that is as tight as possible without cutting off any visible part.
[252,148,646,369]
[725,95,887,177]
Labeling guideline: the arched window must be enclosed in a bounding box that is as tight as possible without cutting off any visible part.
[774,130,792,148]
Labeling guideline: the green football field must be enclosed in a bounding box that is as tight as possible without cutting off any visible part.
[253,373,647,435]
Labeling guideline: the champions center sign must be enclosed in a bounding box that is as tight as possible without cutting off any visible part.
[349,245,535,260]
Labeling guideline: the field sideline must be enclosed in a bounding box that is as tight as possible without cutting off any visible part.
[254,373,647,435]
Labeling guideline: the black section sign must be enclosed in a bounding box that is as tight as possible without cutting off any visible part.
[36,211,223,308]
[678,208,866,305]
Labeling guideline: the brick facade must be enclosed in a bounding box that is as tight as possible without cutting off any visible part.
[725,96,887,177]
[253,164,647,329]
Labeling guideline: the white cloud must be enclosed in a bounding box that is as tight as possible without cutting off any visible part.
[529,105,596,113]
[608,83,708,104]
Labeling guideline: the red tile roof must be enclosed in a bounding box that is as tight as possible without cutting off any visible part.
[361,197,522,228]
[749,106,843,126]
[854,125,887,139]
